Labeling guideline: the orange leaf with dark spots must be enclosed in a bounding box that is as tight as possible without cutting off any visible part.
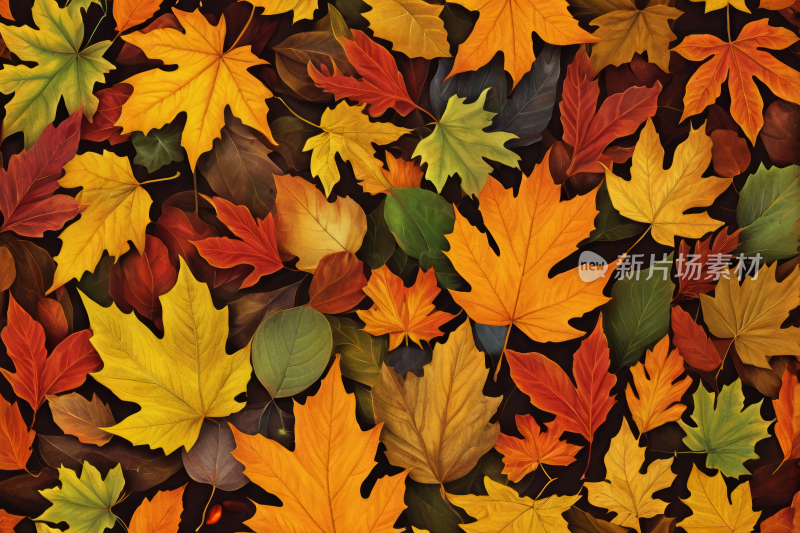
[670,306,722,372]
[0,396,35,472]
[307,252,366,314]
[495,415,582,482]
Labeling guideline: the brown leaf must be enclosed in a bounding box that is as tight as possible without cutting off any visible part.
[181,419,247,491]
[732,344,793,399]
[307,252,366,314]
[0,467,58,515]
[761,100,800,167]
[37,297,69,350]
[673,227,741,304]
[81,85,132,145]
[751,459,800,508]
[228,281,301,348]
[671,306,721,371]
[706,104,739,133]
[0,233,54,318]
[563,507,628,533]
[710,129,751,177]
[116,14,182,66]
[273,31,356,102]
[47,393,116,446]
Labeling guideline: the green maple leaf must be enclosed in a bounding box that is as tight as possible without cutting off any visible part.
[36,462,124,533]
[0,0,114,149]
[679,379,772,478]
[132,121,185,173]
[413,89,520,197]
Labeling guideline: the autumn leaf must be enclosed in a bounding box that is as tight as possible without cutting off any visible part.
[81,85,132,145]
[678,465,760,532]
[116,8,275,170]
[380,154,424,192]
[446,0,599,87]
[670,306,722,372]
[700,263,800,368]
[0,511,23,533]
[679,379,772,478]
[231,356,409,533]
[585,419,675,531]
[444,151,614,345]
[274,173,367,273]
[0,0,114,149]
[673,19,800,144]
[625,335,691,434]
[307,251,366,314]
[774,363,800,469]
[80,258,252,454]
[589,0,682,73]
[0,396,35,472]
[761,100,800,166]
[506,317,617,456]
[447,477,580,533]
[243,0,317,22]
[0,108,84,238]
[50,151,177,292]
[690,0,750,14]
[673,227,740,304]
[131,121,185,173]
[0,246,14,291]
[113,0,164,33]
[182,420,247,491]
[761,491,800,532]
[371,321,501,484]
[495,415,582,483]
[303,101,410,196]
[413,89,520,196]
[0,0,12,20]
[227,283,300,349]
[363,0,450,59]
[710,129,750,178]
[129,486,185,533]
[37,296,70,350]
[0,295,101,414]
[605,119,730,247]
[47,393,116,447]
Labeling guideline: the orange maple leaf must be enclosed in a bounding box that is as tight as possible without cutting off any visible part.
[672,19,800,144]
[357,265,455,350]
[495,414,582,482]
[230,356,409,533]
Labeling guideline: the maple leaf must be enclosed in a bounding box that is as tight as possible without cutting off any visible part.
[363,0,451,59]
[303,101,411,196]
[0,295,101,414]
[690,0,750,14]
[673,227,741,304]
[585,419,675,531]
[231,356,409,533]
[371,321,502,484]
[560,46,661,176]
[672,19,800,144]
[0,396,35,472]
[495,415,582,482]
[116,8,275,170]
[413,89,520,196]
[589,0,682,73]
[80,258,252,454]
[0,0,114,149]
[679,379,772,478]
[700,263,800,368]
[0,108,84,238]
[191,196,282,290]
[307,251,367,314]
[357,265,455,351]
[445,0,599,87]
[242,0,317,22]
[605,119,730,247]
[447,477,580,533]
[625,335,691,434]
[506,317,617,456]
[113,0,164,33]
[379,154,424,193]
[444,151,614,344]
[670,306,722,371]
[274,173,367,273]
[50,151,177,292]
[774,363,800,468]
[129,486,185,533]
[37,463,124,533]
[81,85,133,145]
[47,393,115,446]
[678,465,760,533]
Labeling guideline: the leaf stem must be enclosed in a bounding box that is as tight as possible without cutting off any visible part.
[494,324,513,382]
[193,170,200,214]
[623,226,652,258]
[414,104,438,124]
[197,485,216,532]
[715,338,733,380]
[86,0,108,46]
[116,517,129,533]
[275,97,321,129]
[726,3,731,42]
[140,172,181,186]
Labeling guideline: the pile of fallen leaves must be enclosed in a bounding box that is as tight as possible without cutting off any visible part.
[1,0,800,532]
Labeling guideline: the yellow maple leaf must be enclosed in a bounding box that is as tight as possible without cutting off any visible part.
[700,263,800,368]
[230,356,409,533]
[678,465,760,533]
[274,173,367,273]
[371,321,501,484]
[363,0,451,59]
[446,0,599,87]
[605,119,731,247]
[690,0,750,14]
[80,258,251,454]
[495,415,582,482]
[240,0,318,22]
[626,334,691,433]
[589,0,682,73]
[358,265,455,351]
[585,419,675,532]
[447,477,580,533]
[116,8,274,171]
[49,151,177,292]
[444,150,614,345]
[304,101,411,197]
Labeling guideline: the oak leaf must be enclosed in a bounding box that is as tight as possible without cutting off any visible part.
[444,151,614,344]
[605,119,730,246]
[113,0,163,33]
[307,251,366,314]
[678,465,760,532]
[80,258,252,454]
[700,263,800,368]
[0,396,34,472]
[673,227,740,304]
[371,321,501,484]
[274,173,367,273]
[363,0,450,59]
[358,265,454,351]
[774,363,800,468]
[625,335,691,434]
[116,8,275,170]
[445,0,599,87]
[672,19,800,144]
[231,356,409,533]
[585,419,675,531]
[47,393,116,447]
[670,306,721,372]
[129,486,185,533]
[495,415,582,483]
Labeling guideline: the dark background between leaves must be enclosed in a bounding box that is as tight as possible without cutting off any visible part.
[1,0,799,531]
